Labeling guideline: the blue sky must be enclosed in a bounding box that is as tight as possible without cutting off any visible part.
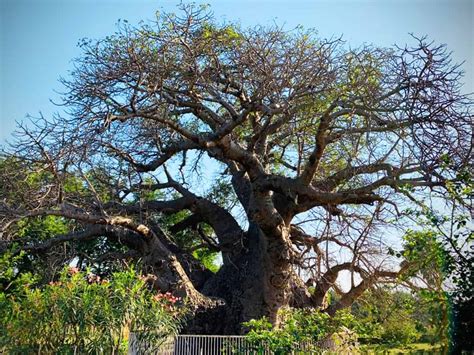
[1,0,473,142]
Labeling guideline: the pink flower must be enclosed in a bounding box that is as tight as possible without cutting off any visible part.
[68,267,80,275]
[153,292,182,305]
[87,273,101,283]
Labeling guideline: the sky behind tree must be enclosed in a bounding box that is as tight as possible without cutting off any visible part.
[0,0,472,142]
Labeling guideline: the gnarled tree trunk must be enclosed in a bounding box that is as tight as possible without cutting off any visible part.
[183,221,294,334]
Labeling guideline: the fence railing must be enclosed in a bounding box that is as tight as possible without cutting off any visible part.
[128,334,334,354]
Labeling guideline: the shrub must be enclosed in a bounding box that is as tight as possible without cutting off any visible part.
[0,258,186,354]
[350,288,435,346]
[243,308,359,354]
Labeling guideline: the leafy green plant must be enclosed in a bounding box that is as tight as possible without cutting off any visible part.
[243,307,359,354]
[0,260,186,354]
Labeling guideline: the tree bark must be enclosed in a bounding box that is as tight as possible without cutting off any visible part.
[182,220,295,334]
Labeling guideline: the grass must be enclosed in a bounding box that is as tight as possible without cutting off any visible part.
[359,343,446,354]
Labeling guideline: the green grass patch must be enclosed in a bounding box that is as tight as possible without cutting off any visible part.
[359,343,445,354]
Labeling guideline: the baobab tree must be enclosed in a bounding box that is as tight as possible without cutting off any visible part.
[1,4,472,334]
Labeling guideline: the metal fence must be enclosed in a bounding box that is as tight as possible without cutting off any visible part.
[128,334,333,355]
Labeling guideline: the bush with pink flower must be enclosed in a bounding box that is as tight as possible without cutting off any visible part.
[0,255,187,354]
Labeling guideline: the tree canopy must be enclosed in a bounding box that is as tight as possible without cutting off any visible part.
[1,4,472,334]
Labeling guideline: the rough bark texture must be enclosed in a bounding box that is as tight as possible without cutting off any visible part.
[181,222,291,334]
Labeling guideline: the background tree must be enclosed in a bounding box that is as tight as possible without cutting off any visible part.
[0,4,472,334]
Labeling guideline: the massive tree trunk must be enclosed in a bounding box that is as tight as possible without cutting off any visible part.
[183,221,294,334]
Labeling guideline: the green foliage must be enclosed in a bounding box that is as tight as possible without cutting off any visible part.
[428,159,473,353]
[383,228,451,348]
[17,215,69,241]
[400,230,451,278]
[192,248,220,273]
[397,228,458,348]
[351,288,445,347]
[243,308,358,354]
[244,287,446,354]
[0,251,29,288]
[0,261,186,354]
[200,22,242,45]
